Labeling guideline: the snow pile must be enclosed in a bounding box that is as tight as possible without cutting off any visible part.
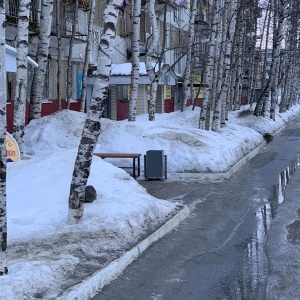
[3,150,178,299]
[25,106,296,174]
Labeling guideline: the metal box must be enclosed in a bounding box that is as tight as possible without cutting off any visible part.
[144,150,167,180]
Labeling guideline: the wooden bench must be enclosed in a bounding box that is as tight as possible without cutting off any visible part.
[94,153,141,179]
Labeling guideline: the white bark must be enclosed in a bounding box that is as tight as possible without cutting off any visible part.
[254,1,272,117]
[81,0,95,112]
[128,0,141,121]
[146,0,159,121]
[67,0,79,109]
[212,1,228,132]
[199,0,218,130]
[29,0,54,120]
[220,0,237,127]
[68,0,122,224]
[255,0,284,118]
[56,0,62,111]
[0,1,8,276]
[13,0,30,154]
[181,0,197,111]
[233,9,244,111]
[270,1,284,120]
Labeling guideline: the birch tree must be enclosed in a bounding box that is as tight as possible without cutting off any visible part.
[198,0,218,130]
[80,0,95,112]
[68,0,123,224]
[0,0,8,276]
[279,0,300,112]
[247,5,259,106]
[145,0,159,121]
[211,0,229,132]
[56,0,62,111]
[181,0,197,111]
[255,1,284,118]
[67,0,79,109]
[220,0,238,127]
[259,1,272,116]
[13,0,30,154]
[128,0,141,121]
[29,0,54,120]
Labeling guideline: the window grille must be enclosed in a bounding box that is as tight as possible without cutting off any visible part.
[66,0,90,10]
[6,0,39,25]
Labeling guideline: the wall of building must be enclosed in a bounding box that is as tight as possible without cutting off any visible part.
[6,100,81,134]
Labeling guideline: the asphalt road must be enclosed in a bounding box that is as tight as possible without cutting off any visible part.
[93,116,300,300]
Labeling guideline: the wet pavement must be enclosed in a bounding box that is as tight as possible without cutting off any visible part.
[266,153,300,299]
[93,116,300,300]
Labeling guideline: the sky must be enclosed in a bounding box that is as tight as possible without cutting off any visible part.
[1,104,300,299]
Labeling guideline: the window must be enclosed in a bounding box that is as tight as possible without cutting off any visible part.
[174,51,182,75]
[193,36,206,68]
[118,85,130,100]
[173,7,183,27]
[67,0,90,10]
[174,8,178,23]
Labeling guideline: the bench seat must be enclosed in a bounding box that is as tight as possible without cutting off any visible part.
[94,153,141,178]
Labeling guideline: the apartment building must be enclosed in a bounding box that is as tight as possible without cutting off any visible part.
[86,0,190,119]
[5,0,193,131]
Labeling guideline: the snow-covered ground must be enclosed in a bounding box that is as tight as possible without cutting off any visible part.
[2,104,300,299]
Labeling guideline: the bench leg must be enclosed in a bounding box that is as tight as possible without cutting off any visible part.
[165,155,167,179]
[133,158,136,179]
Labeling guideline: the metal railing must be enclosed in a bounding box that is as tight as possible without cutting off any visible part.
[51,1,89,39]
[6,0,39,29]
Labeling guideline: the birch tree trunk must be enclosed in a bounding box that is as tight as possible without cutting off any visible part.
[232,8,244,111]
[279,58,289,112]
[181,0,197,111]
[81,0,95,112]
[212,1,228,132]
[56,0,62,111]
[255,0,284,119]
[198,0,218,130]
[247,0,259,106]
[67,0,79,109]
[220,0,237,127]
[0,0,8,276]
[253,1,272,117]
[13,0,30,154]
[68,0,122,224]
[128,0,141,121]
[146,0,159,121]
[29,0,54,120]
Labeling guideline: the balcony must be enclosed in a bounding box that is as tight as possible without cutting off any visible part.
[5,0,39,33]
[66,0,90,11]
[51,1,89,43]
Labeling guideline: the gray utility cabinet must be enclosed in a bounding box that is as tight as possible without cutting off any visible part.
[144,150,167,180]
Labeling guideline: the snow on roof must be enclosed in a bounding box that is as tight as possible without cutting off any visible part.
[110,62,149,76]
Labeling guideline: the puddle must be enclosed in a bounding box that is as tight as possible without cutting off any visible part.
[221,152,300,299]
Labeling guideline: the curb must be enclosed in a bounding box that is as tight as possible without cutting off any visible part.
[57,205,190,300]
